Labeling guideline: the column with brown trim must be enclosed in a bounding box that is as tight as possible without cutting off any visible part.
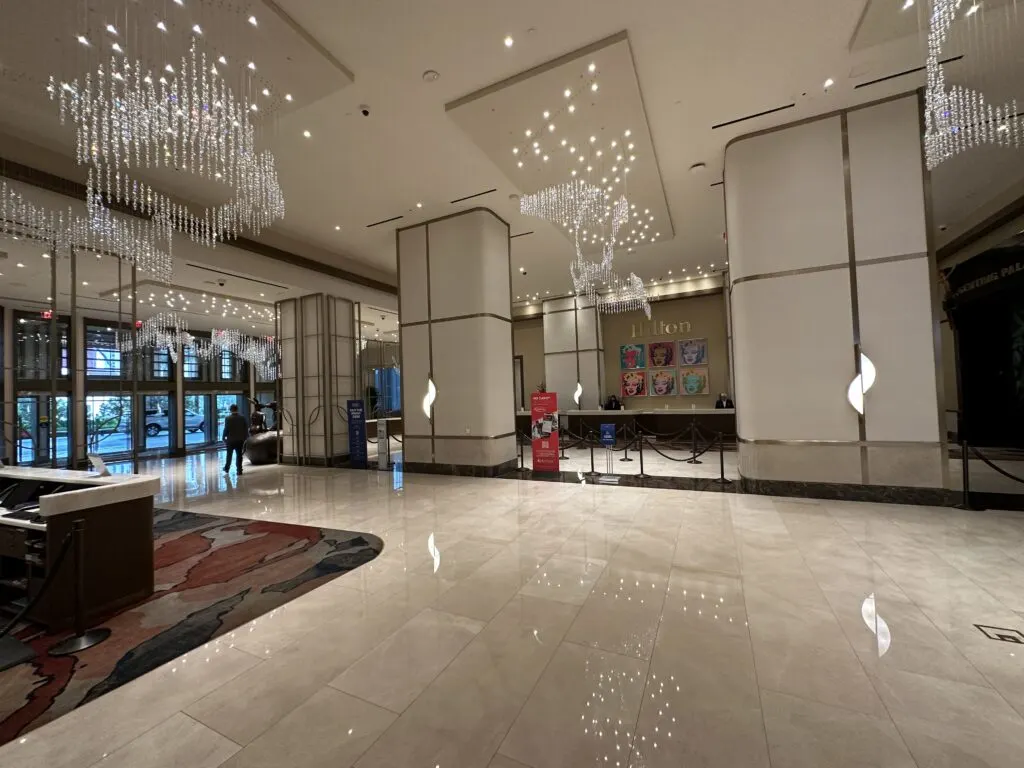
[542,296,604,411]
[397,208,517,476]
[724,92,948,496]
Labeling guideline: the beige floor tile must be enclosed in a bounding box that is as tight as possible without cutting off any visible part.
[564,565,668,659]
[220,687,395,768]
[891,709,1024,768]
[629,701,770,768]
[88,713,240,768]
[751,634,888,716]
[662,567,749,636]
[0,646,259,768]
[354,596,579,768]
[867,666,1024,735]
[331,608,485,713]
[498,642,648,768]
[761,690,917,768]
[185,594,419,744]
[518,555,607,605]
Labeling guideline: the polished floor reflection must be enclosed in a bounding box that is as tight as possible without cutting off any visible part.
[3,452,1024,768]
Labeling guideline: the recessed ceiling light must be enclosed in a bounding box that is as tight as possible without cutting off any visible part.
[82,281,89,286]
[588,62,596,73]
[106,24,117,35]
[965,3,979,16]
[568,104,576,114]
[416,202,423,208]
[249,15,258,26]
[517,161,523,168]
[525,129,532,138]
[77,35,89,45]
[591,83,599,92]
[192,24,203,35]
[285,93,293,101]
[823,77,834,89]
[303,130,311,138]
[112,42,122,52]
[334,225,341,230]
[16,262,24,268]
[219,55,227,65]
[250,104,258,111]
[262,87,270,96]
[902,0,914,9]
[589,135,596,143]
[165,64,174,73]
[42,252,50,258]
[548,124,555,132]
[156,21,167,32]
[504,35,514,47]
[512,147,519,155]
[543,155,549,162]
[248,61,256,70]
[561,139,568,147]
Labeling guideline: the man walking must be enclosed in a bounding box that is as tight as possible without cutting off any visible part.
[222,404,248,475]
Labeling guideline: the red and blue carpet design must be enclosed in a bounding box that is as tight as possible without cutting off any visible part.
[0,508,383,746]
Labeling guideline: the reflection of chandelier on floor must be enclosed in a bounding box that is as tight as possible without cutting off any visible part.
[50,35,285,270]
[924,0,1021,169]
[520,179,650,318]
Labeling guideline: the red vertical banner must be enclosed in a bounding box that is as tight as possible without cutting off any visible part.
[530,392,560,473]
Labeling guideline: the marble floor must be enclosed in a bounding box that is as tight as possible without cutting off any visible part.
[3,453,1024,768]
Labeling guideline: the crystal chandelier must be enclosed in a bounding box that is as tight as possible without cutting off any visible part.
[206,329,279,380]
[520,180,650,318]
[1,178,173,282]
[924,0,1021,169]
[51,39,285,252]
[117,311,192,363]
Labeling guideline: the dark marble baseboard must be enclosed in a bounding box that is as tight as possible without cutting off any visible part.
[499,468,738,493]
[280,454,351,468]
[739,476,956,506]
[404,458,520,478]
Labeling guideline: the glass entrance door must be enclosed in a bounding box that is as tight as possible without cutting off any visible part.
[16,393,71,466]
[85,393,133,458]
[142,394,172,453]
[184,394,213,448]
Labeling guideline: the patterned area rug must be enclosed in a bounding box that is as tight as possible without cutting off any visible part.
[0,508,383,745]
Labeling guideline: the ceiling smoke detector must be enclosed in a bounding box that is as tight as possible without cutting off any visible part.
[422,70,440,82]
[689,162,707,173]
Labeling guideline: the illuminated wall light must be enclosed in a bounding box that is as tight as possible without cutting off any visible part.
[422,378,437,419]
[846,353,876,414]
[573,381,584,406]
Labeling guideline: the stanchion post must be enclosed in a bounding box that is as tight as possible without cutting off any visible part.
[49,520,112,657]
[620,420,634,462]
[955,439,975,511]
[637,424,650,479]
[686,420,703,465]
[559,414,568,460]
[587,428,599,477]
[715,431,733,485]
[519,437,525,471]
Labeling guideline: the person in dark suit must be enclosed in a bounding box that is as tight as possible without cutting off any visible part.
[715,393,734,409]
[604,394,622,411]
[222,404,249,475]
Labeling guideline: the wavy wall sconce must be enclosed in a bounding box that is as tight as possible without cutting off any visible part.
[573,381,583,407]
[422,378,436,420]
[846,354,876,415]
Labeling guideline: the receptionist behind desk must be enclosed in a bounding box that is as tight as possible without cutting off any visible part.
[604,394,622,410]
[715,393,734,409]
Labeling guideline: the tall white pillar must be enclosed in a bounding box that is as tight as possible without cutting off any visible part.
[277,294,356,466]
[542,296,604,411]
[725,93,948,493]
[398,208,517,476]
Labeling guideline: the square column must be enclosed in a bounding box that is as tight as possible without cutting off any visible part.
[277,293,356,466]
[398,208,517,476]
[725,93,948,494]
[543,296,604,410]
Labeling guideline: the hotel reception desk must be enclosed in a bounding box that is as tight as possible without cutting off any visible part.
[0,467,160,630]
[516,408,737,443]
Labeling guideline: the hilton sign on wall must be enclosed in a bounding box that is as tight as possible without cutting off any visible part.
[630,319,692,339]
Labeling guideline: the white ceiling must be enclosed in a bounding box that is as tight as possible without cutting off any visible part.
[1,0,1023,301]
